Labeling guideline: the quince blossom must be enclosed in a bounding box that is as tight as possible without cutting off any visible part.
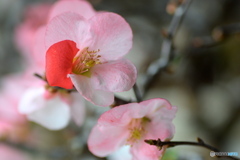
[45,11,137,106]
[15,0,95,130]
[88,98,177,160]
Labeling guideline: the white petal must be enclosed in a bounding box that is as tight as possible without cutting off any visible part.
[18,87,46,114]
[28,96,71,130]
[107,146,132,160]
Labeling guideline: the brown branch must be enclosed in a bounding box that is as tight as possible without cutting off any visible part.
[192,23,240,48]
[145,138,240,160]
[142,0,192,96]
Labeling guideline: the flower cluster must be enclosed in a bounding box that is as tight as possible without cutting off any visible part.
[0,0,178,159]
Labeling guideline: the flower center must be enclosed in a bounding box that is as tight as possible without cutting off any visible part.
[72,47,101,75]
[127,117,151,145]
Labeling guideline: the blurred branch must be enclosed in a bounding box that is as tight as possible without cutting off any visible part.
[142,0,192,96]
[1,139,46,156]
[192,23,240,48]
[145,138,240,160]
[133,83,142,102]
[34,73,46,82]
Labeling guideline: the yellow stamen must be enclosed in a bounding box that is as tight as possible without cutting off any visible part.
[127,117,151,145]
[72,47,101,76]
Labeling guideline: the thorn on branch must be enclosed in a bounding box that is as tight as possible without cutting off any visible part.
[197,137,204,144]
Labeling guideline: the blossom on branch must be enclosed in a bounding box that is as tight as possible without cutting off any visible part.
[45,11,137,107]
[14,0,96,130]
[88,98,177,160]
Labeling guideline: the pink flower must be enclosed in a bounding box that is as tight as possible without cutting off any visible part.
[15,3,51,67]
[87,98,177,160]
[19,85,85,130]
[0,74,30,140]
[14,0,96,130]
[15,0,96,69]
[45,11,137,107]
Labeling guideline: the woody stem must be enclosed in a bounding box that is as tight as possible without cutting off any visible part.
[145,138,240,160]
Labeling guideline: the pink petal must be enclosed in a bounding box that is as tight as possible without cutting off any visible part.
[97,102,147,127]
[0,94,26,129]
[131,141,167,160]
[88,12,133,61]
[49,0,96,20]
[140,98,177,140]
[27,96,71,130]
[46,40,78,89]
[45,12,91,50]
[92,59,137,92]
[69,92,86,126]
[146,119,175,143]
[134,112,175,159]
[140,98,176,120]
[88,125,128,157]
[33,26,47,68]
[146,106,177,142]
[69,74,114,106]
[0,145,28,160]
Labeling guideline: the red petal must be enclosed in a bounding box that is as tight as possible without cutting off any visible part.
[46,40,79,89]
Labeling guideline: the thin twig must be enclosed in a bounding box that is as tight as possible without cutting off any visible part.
[2,139,45,156]
[192,23,240,48]
[34,73,47,82]
[133,83,142,102]
[145,138,240,160]
[142,0,192,96]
